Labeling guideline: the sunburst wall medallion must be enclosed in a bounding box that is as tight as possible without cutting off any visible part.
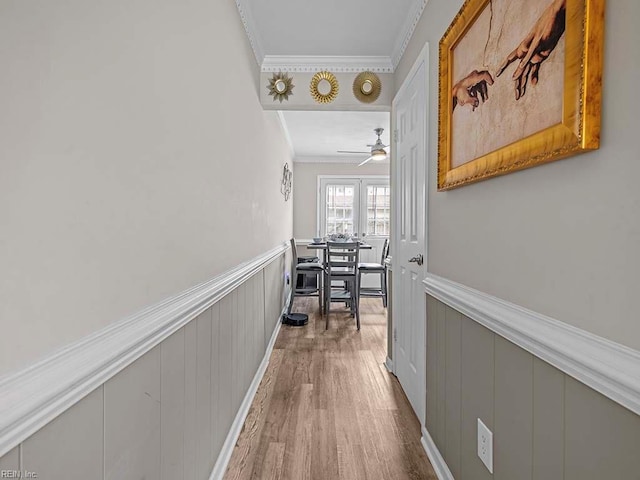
[267,72,294,103]
[309,71,339,104]
[353,71,381,103]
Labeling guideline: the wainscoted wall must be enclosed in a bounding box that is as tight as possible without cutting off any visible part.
[425,295,640,480]
[0,249,289,480]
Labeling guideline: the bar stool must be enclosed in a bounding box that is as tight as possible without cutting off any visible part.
[324,241,361,330]
[288,238,324,314]
[358,238,389,308]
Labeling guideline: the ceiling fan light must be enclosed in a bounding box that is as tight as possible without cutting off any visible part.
[371,149,387,160]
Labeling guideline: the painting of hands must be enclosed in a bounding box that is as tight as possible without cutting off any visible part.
[452,0,566,113]
[448,0,567,169]
[438,0,603,190]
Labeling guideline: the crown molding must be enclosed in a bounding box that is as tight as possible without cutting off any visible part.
[236,0,427,72]
[261,55,394,73]
[235,0,265,66]
[294,155,390,165]
[391,0,428,68]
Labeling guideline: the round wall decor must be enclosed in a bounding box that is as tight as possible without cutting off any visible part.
[352,71,381,103]
[309,71,339,104]
[267,72,294,103]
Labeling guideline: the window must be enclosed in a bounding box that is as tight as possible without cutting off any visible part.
[318,176,390,237]
[366,185,391,236]
[325,184,355,235]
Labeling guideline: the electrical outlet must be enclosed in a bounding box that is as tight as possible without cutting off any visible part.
[477,418,493,473]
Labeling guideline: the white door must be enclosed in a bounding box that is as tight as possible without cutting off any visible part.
[392,45,428,424]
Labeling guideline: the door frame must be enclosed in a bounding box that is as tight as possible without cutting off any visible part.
[390,42,429,424]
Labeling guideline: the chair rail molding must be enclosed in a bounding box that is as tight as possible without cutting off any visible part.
[0,243,289,459]
[424,273,640,417]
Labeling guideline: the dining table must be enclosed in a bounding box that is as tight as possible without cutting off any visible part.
[305,240,372,261]
[305,241,372,275]
[305,241,372,316]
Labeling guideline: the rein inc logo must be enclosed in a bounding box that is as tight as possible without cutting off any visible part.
[1,471,38,478]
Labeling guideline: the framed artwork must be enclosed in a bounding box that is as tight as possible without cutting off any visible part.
[437,0,604,190]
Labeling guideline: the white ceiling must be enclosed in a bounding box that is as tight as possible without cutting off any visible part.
[280,111,390,162]
[237,1,420,161]
[244,0,418,58]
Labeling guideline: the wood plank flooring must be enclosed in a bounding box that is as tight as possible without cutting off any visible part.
[223,298,437,480]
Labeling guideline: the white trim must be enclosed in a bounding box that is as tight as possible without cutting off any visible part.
[391,0,428,69]
[261,55,394,73]
[276,111,295,158]
[294,155,390,165]
[0,243,289,458]
[384,357,394,373]
[390,42,429,426]
[209,305,285,480]
[423,273,640,417]
[421,426,455,480]
[234,0,265,66]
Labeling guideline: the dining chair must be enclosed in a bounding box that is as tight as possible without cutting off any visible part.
[324,241,361,330]
[358,237,389,308]
[288,238,324,315]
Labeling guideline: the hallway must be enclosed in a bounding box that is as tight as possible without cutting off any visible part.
[223,298,436,480]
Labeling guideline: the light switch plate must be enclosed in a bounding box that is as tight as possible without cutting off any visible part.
[477,418,493,473]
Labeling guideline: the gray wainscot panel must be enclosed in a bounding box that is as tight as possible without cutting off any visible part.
[443,305,462,479]
[564,377,640,480]
[460,314,494,480]
[532,358,564,480]
[0,250,288,480]
[0,446,19,470]
[104,347,161,480]
[22,387,103,479]
[494,336,533,480]
[426,294,640,480]
[160,328,186,480]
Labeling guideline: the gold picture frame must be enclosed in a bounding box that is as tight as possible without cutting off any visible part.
[437,0,604,190]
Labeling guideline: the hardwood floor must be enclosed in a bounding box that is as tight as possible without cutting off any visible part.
[223,297,437,480]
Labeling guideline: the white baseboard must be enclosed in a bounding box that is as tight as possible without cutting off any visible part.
[384,356,394,373]
[209,308,284,480]
[424,273,640,417]
[421,426,455,480]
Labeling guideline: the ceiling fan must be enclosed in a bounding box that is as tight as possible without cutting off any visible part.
[337,127,388,166]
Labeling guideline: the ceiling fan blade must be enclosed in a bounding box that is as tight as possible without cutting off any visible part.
[338,150,370,154]
[358,156,375,166]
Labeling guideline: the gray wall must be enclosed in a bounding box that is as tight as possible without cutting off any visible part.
[0,252,288,480]
[396,0,640,351]
[427,295,640,480]
[0,0,293,376]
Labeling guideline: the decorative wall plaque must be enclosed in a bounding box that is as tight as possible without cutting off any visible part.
[267,72,294,103]
[352,71,381,103]
[309,71,339,104]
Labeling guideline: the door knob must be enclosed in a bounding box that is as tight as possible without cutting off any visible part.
[408,254,423,266]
